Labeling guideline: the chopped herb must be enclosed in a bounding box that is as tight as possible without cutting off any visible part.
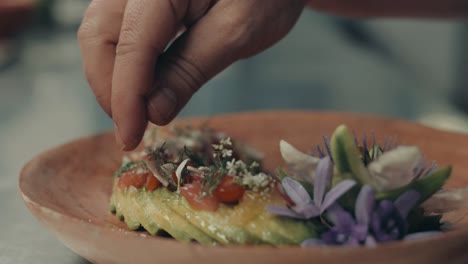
[184,146,207,167]
[200,166,227,198]
[114,161,146,177]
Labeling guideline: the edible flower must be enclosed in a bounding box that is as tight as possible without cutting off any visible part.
[273,124,460,247]
[266,157,356,219]
[302,185,429,247]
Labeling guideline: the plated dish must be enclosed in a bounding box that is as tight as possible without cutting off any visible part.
[111,122,463,247]
[19,111,468,264]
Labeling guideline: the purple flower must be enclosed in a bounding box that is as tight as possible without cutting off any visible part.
[266,157,356,219]
[370,189,421,242]
[302,186,423,247]
[302,185,376,247]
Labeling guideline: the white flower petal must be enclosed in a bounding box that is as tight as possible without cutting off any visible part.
[175,159,190,192]
[422,187,468,214]
[367,146,422,191]
[279,140,320,182]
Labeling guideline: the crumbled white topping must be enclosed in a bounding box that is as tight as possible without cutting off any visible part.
[250,161,259,169]
[226,159,248,175]
[241,172,272,191]
[212,143,223,150]
[220,137,232,146]
[212,137,234,158]
[221,149,233,158]
[242,172,272,191]
[135,167,148,175]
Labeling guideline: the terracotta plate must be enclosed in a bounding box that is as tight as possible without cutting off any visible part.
[19,111,468,264]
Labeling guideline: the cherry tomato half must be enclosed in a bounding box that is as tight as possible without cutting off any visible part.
[212,176,245,203]
[118,171,148,189]
[145,175,160,191]
[181,181,219,211]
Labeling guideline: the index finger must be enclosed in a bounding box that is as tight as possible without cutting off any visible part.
[112,0,188,150]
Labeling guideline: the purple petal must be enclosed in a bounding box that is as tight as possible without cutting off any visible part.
[265,205,304,219]
[293,203,320,219]
[321,180,356,213]
[403,231,442,241]
[314,156,333,208]
[371,201,406,242]
[370,201,394,239]
[326,203,356,230]
[351,224,368,241]
[301,239,326,247]
[355,185,375,226]
[282,177,311,206]
[344,237,361,247]
[394,190,421,218]
[321,230,339,245]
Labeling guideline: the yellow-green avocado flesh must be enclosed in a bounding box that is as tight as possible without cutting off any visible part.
[110,178,317,246]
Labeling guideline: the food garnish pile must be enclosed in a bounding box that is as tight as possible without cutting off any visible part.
[110,124,468,247]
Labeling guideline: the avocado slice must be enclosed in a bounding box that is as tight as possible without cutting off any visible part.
[245,211,318,245]
[128,190,161,236]
[114,187,141,230]
[143,189,217,244]
[111,179,217,244]
[162,188,262,245]
[111,181,318,246]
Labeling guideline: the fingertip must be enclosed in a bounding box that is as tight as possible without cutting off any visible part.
[116,124,146,151]
[122,138,142,151]
[112,94,148,151]
[114,123,125,150]
[114,122,142,151]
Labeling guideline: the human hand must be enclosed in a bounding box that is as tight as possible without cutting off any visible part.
[78,0,306,151]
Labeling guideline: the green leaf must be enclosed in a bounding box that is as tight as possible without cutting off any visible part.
[331,125,371,184]
[277,166,288,181]
[376,165,452,204]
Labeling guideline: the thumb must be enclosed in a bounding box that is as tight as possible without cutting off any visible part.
[146,3,258,125]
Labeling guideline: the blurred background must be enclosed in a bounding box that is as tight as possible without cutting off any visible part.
[2,0,468,263]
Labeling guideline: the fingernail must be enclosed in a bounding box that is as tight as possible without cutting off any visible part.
[149,87,177,122]
[114,123,126,150]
